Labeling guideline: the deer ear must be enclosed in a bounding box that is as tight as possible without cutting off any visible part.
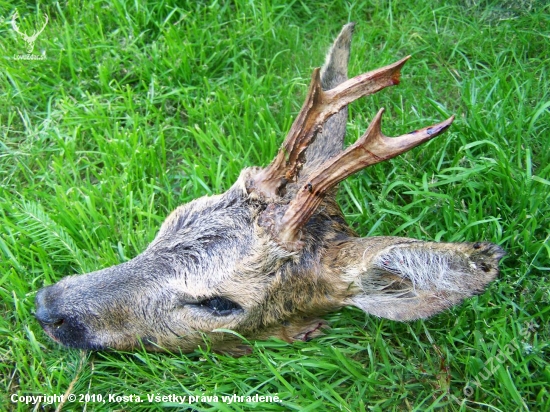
[339,238,505,321]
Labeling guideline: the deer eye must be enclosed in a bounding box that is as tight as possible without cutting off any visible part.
[197,296,242,316]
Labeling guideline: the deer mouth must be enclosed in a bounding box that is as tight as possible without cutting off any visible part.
[37,321,62,343]
[35,313,98,349]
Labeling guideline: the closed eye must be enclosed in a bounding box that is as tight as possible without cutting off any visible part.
[197,296,242,316]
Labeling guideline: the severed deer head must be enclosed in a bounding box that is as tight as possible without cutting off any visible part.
[35,23,504,355]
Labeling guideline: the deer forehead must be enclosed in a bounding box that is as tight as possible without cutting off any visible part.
[145,192,252,286]
[143,175,296,297]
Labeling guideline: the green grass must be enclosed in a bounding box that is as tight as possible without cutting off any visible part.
[1,0,548,410]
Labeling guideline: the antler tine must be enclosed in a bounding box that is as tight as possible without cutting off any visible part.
[274,110,455,249]
[249,56,410,199]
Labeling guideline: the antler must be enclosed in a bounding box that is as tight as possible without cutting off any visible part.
[249,56,410,199]
[275,109,454,248]
[249,56,454,250]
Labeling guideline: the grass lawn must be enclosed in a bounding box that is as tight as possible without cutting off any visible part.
[1,0,548,410]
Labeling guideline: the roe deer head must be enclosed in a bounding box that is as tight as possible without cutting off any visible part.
[35,23,504,354]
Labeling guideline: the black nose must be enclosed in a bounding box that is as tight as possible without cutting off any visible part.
[35,286,64,327]
[34,285,93,349]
